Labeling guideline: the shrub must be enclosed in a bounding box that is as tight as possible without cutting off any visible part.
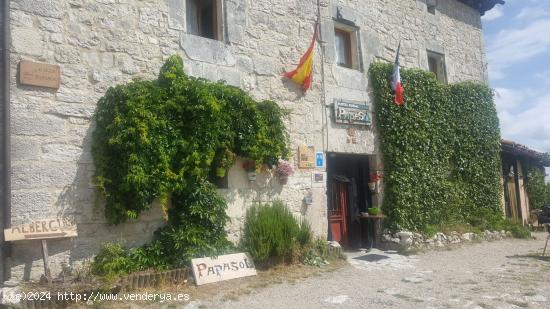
[526,168,550,210]
[297,219,312,246]
[91,243,136,280]
[241,201,311,264]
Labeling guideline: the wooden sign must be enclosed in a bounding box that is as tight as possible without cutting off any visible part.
[334,99,371,125]
[4,218,77,242]
[19,60,60,89]
[191,253,256,285]
[298,145,315,168]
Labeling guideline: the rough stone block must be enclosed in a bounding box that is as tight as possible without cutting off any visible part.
[48,103,95,119]
[13,0,67,19]
[12,115,66,137]
[11,137,41,161]
[12,27,43,56]
[41,143,83,162]
[180,33,236,66]
[11,191,58,218]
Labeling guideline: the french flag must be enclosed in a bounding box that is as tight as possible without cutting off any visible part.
[391,43,404,105]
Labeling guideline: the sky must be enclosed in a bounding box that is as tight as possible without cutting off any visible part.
[481,0,550,164]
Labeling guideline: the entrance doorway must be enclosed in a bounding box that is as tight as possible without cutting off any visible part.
[326,153,373,249]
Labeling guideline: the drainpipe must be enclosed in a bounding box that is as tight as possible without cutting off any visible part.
[1,0,11,283]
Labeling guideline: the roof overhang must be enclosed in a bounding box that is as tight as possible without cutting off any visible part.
[501,139,550,167]
[458,0,505,15]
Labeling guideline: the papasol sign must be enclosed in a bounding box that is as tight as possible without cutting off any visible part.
[334,99,371,125]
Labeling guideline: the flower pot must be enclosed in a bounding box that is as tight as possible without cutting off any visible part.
[278,176,289,185]
[367,207,381,216]
[247,171,257,181]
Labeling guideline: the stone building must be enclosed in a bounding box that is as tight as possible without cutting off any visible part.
[0,0,502,282]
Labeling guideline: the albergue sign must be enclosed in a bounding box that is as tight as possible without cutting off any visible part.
[4,218,78,242]
[191,253,257,285]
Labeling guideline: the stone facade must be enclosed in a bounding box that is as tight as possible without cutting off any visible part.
[5,0,487,281]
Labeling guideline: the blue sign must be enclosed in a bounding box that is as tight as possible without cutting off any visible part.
[315,152,324,167]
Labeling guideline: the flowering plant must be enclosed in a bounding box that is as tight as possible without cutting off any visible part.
[369,171,382,182]
[274,160,294,177]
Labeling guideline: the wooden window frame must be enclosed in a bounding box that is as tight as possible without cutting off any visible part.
[187,0,223,41]
[427,50,447,84]
[334,28,353,69]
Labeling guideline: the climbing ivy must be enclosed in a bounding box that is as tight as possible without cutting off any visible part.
[91,55,289,271]
[369,62,502,231]
[93,55,289,224]
[526,168,550,210]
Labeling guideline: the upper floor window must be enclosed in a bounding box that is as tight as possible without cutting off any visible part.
[186,0,222,40]
[427,0,437,14]
[427,50,447,84]
[334,23,360,70]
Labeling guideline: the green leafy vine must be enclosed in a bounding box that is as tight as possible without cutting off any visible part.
[369,62,502,231]
[91,55,289,271]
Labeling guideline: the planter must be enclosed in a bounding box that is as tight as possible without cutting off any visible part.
[368,207,381,216]
[247,171,257,181]
[278,176,289,185]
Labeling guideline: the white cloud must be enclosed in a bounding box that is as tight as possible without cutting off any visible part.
[482,6,504,21]
[516,6,550,20]
[496,89,550,154]
[487,19,550,80]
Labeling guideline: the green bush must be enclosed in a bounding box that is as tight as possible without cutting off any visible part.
[241,201,311,264]
[526,168,550,210]
[297,219,313,246]
[91,243,136,280]
[93,55,289,224]
[369,62,502,231]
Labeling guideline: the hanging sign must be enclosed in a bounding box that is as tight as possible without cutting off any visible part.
[4,218,78,242]
[298,145,315,168]
[334,99,371,125]
[191,253,257,285]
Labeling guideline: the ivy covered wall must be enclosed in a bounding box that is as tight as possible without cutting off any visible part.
[369,63,502,231]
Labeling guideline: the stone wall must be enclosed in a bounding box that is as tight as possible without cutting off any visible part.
[6,0,486,281]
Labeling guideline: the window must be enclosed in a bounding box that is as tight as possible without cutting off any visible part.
[186,0,222,40]
[427,50,447,84]
[427,0,437,14]
[334,23,360,70]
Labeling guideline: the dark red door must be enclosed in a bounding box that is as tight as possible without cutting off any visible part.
[329,182,348,247]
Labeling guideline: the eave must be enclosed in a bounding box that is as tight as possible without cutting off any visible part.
[458,0,505,15]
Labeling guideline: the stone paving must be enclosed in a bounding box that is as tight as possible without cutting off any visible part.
[204,233,550,308]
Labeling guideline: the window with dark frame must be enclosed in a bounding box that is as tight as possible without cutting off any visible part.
[427,50,447,84]
[186,0,221,40]
[335,28,352,68]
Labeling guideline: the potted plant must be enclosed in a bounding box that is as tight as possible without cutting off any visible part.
[242,160,257,182]
[367,207,381,216]
[274,160,294,185]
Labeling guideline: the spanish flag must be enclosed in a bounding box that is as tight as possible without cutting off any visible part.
[284,23,319,91]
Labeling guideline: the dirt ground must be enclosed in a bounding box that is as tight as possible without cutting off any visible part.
[64,233,550,308]
[197,233,550,309]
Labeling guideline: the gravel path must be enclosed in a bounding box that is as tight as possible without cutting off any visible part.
[202,233,550,309]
